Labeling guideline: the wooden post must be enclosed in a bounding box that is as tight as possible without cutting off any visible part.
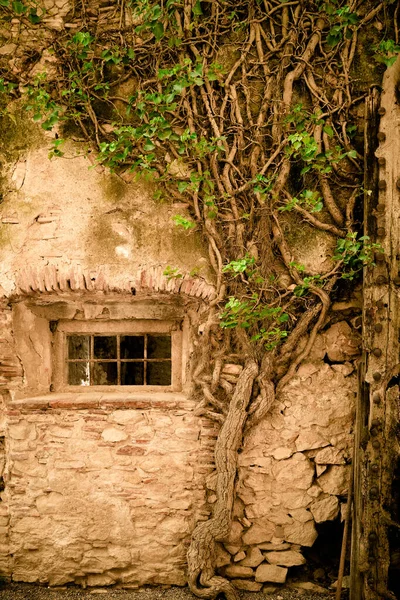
[350,57,400,600]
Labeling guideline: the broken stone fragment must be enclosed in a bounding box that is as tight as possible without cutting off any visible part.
[264,550,306,567]
[233,551,246,562]
[272,452,315,490]
[238,547,264,568]
[310,495,340,523]
[242,522,275,545]
[283,519,318,547]
[325,321,361,362]
[255,564,288,584]
[314,446,346,464]
[317,465,350,495]
[1,214,19,224]
[224,544,242,555]
[295,428,330,452]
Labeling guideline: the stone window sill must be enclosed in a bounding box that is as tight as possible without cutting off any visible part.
[9,391,194,411]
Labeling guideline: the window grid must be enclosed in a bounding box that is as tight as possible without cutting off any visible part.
[66,334,171,386]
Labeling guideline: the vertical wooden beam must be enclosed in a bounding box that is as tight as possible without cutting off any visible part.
[351,57,400,600]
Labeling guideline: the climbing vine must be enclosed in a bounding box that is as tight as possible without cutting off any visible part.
[0,0,399,598]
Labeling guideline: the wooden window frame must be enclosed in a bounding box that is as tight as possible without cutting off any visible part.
[53,320,183,392]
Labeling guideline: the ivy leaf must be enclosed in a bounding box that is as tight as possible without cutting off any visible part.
[12,0,26,13]
[152,22,164,41]
[192,0,203,16]
[143,140,155,151]
[323,125,334,137]
[28,10,41,23]
[0,0,10,6]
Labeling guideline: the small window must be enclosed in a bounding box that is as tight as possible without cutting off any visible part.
[53,320,182,391]
[67,334,172,386]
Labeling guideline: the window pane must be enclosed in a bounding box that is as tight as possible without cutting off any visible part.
[68,336,90,359]
[93,362,118,385]
[94,336,117,359]
[121,362,144,385]
[147,362,171,385]
[147,335,171,359]
[68,362,90,386]
[120,336,144,359]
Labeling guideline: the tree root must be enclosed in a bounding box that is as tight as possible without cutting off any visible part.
[187,360,258,600]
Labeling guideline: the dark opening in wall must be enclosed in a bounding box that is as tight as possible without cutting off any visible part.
[299,518,345,587]
[388,455,400,598]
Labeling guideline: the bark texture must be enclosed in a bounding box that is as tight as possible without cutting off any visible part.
[187,360,258,600]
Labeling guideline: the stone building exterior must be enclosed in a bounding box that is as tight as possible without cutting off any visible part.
[0,1,363,590]
[0,111,360,589]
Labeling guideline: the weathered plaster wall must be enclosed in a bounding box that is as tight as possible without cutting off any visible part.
[0,123,212,298]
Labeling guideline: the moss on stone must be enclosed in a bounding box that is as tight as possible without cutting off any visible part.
[0,104,46,161]
[85,215,123,265]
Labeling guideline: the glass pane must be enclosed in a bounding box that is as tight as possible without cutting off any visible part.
[68,362,90,386]
[147,362,171,385]
[93,362,118,385]
[120,336,144,359]
[147,335,171,359]
[121,362,144,385]
[68,336,90,359]
[94,336,117,359]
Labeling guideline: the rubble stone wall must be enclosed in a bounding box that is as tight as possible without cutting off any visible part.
[4,394,212,587]
[207,323,358,591]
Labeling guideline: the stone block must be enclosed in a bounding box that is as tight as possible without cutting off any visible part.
[310,495,339,523]
[224,565,254,579]
[255,564,288,583]
[283,520,318,547]
[8,421,36,441]
[315,446,346,464]
[238,547,264,568]
[101,427,128,443]
[264,550,305,567]
[317,465,350,496]
[272,453,314,490]
[242,522,274,545]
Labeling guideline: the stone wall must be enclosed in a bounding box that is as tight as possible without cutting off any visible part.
[209,321,359,591]
[0,40,362,586]
[4,394,213,587]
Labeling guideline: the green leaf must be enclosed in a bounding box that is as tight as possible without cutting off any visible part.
[0,0,10,6]
[152,22,164,41]
[28,10,41,23]
[177,181,189,193]
[323,125,334,137]
[192,0,202,15]
[12,0,26,13]
[143,140,155,151]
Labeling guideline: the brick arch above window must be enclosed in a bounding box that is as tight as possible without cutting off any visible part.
[15,265,216,301]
